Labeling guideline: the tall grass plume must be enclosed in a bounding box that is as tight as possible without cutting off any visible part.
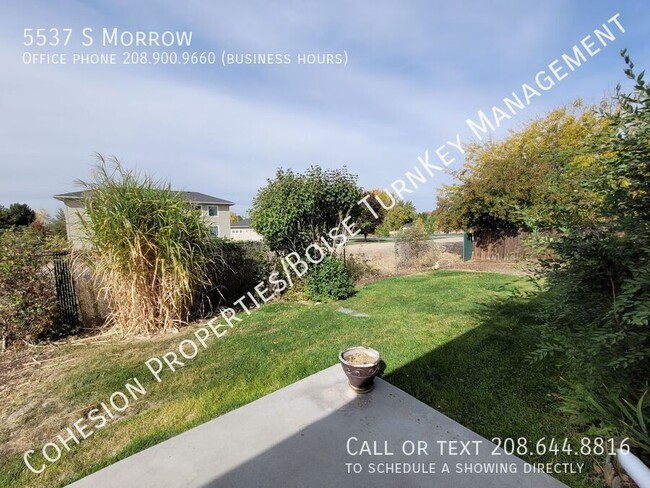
[79,155,216,335]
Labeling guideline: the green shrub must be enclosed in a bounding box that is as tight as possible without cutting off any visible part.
[529,54,650,454]
[0,228,64,349]
[531,55,650,388]
[197,240,273,313]
[396,219,441,271]
[305,256,355,300]
[345,254,380,283]
[561,385,649,461]
[250,166,363,255]
[374,223,390,237]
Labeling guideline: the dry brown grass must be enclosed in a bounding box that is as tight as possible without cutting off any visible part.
[78,157,218,336]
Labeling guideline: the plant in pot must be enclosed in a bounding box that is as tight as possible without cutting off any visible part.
[339,346,381,393]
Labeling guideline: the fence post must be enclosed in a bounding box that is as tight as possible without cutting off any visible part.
[463,232,473,262]
[394,238,399,275]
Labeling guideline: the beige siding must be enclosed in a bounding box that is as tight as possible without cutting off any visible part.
[63,200,89,249]
[199,204,231,238]
[61,200,232,247]
[230,227,263,241]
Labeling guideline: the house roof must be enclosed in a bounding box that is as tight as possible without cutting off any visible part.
[54,190,234,206]
[231,219,252,228]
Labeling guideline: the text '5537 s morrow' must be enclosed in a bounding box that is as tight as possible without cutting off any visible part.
[23,28,193,48]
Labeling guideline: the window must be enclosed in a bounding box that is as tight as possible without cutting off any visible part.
[208,205,219,216]
[210,225,220,237]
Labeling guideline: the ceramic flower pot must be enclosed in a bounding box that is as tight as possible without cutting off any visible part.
[339,346,381,393]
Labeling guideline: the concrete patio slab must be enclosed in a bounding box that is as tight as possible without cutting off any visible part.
[68,365,567,488]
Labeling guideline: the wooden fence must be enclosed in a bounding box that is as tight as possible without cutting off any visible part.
[469,230,526,262]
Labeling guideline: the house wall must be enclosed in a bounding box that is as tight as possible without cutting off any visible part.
[198,204,231,238]
[61,200,232,248]
[63,200,88,249]
[230,227,263,241]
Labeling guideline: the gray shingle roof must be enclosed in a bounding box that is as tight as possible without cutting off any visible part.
[231,219,252,228]
[54,190,234,206]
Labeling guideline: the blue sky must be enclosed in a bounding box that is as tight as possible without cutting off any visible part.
[1,1,648,216]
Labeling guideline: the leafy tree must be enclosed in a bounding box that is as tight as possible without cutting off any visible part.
[533,54,650,386]
[417,211,437,235]
[250,166,363,254]
[435,101,607,233]
[396,218,441,271]
[230,212,244,224]
[376,200,416,236]
[0,203,36,228]
[357,189,390,240]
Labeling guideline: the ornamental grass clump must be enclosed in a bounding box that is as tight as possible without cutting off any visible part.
[80,156,215,335]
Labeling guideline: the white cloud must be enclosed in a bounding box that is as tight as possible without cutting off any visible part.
[0,0,647,215]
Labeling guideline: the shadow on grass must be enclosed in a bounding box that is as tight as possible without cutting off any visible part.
[51,285,598,488]
[194,292,584,488]
[10,277,598,488]
[381,291,598,487]
[384,292,557,437]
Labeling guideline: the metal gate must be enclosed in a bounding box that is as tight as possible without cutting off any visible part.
[52,250,81,326]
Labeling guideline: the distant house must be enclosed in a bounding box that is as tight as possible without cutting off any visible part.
[230,219,263,242]
[54,190,234,249]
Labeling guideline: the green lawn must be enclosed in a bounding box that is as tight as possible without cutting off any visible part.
[0,271,601,487]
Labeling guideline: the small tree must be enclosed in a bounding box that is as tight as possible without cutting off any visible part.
[376,200,416,236]
[417,211,437,235]
[396,218,441,271]
[250,166,363,255]
[357,189,390,240]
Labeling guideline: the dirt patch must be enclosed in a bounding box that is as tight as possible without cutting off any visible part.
[344,240,531,277]
[343,241,397,276]
[438,253,531,276]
